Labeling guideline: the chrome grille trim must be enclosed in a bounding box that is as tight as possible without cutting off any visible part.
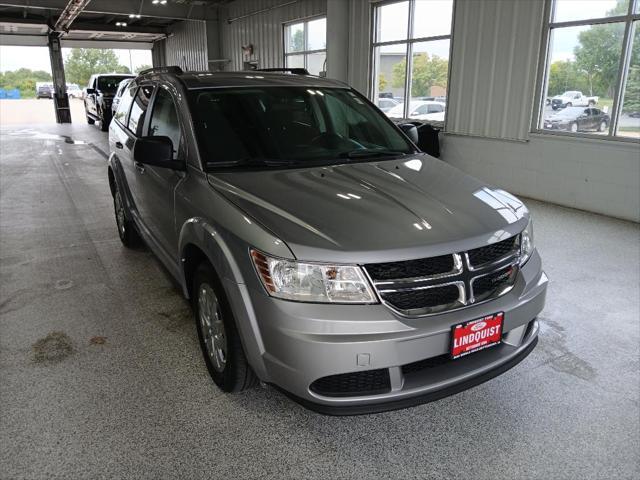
[365,235,521,318]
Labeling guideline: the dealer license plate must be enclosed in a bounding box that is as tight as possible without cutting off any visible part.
[450,312,504,359]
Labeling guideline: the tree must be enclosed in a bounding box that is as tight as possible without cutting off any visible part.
[547,60,589,96]
[378,72,388,92]
[289,29,304,51]
[64,48,130,86]
[0,68,52,98]
[622,66,640,112]
[392,53,449,97]
[135,64,152,74]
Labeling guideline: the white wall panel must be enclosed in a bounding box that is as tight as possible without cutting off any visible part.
[447,0,544,141]
[165,20,208,71]
[220,0,326,71]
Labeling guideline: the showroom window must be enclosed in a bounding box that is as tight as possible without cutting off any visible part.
[284,17,326,76]
[371,0,454,124]
[537,0,640,139]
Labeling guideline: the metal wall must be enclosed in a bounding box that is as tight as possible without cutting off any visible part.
[219,0,326,71]
[164,20,209,71]
[446,0,545,141]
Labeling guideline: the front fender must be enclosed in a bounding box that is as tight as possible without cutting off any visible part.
[178,217,269,378]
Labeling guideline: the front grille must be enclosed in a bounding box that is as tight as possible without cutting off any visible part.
[472,265,517,302]
[365,235,520,316]
[401,354,450,375]
[467,236,519,268]
[310,369,391,397]
[380,284,460,312]
[365,254,454,281]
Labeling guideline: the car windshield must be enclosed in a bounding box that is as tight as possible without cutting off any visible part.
[98,76,132,93]
[189,86,415,168]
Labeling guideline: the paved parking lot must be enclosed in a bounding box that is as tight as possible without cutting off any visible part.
[0,98,87,125]
[0,123,638,479]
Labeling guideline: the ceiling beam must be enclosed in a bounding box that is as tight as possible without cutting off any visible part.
[0,16,167,34]
[54,0,91,31]
[0,0,218,21]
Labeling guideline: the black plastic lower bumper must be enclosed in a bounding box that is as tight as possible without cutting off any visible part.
[278,335,538,416]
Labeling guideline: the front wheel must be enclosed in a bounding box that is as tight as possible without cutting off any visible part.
[598,120,607,132]
[113,186,141,248]
[566,102,572,107]
[193,262,257,393]
[570,122,578,133]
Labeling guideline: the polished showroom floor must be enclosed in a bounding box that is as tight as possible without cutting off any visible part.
[1,123,638,479]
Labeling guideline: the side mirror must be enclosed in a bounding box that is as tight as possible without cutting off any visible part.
[398,123,419,144]
[86,88,96,95]
[133,136,185,171]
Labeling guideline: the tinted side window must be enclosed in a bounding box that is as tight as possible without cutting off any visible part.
[128,86,154,136]
[148,88,181,159]
[114,86,135,125]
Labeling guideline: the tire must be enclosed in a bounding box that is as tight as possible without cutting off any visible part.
[193,262,257,393]
[598,120,607,132]
[100,111,111,132]
[589,100,596,106]
[113,184,141,248]
[552,106,558,111]
[86,115,95,125]
[570,122,578,133]
[566,102,572,107]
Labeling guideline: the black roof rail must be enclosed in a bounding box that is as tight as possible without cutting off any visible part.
[256,68,310,75]
[138,66,184,76]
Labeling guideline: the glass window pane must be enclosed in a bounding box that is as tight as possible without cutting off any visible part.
[376,1,409,43]
[409,39,449,122]
[413,0,454,39]
[114,86,135,124]
[286,54,305,69]
[617,22,640,138]
[149,88,181,159]
[374,44,408,119]
[307,52,326,76]
[127,86,153,136]
[307,17,326,51]
[553,0,628,23]
[542,23,625,135]
[285,22,305,53]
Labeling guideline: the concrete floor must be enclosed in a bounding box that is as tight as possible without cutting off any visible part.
[1,123,638,480]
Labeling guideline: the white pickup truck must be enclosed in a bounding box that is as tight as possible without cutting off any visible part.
[550,91,598,110]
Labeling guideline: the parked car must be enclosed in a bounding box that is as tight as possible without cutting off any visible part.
[107,67,546,414]
[35,82,52,99]
[550,90,598,110]
[387,100,446,122]
[111,78,134,116]
[84,73,135,131]
[377,97,400,112]
[66,83,82,99]
[544,106,609,133]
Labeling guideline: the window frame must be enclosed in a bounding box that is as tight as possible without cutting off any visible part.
[369,0,456,128]
[282,15,327,74]
[533,0,640,143]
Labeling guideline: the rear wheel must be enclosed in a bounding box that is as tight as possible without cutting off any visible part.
[100,110,111,132]
[113,185,141,248]
[193,262,257,393]
[86,115,95,125]
[566,102,572,107]
[598,120,607,132]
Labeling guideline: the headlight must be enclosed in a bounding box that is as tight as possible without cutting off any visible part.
[250,250,377,304]
[520,218,535,265]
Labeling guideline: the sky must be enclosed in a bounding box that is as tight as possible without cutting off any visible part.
[0,45,152,75]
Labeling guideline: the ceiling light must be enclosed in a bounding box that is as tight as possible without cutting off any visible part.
[129,14,141,19]
[152,0,167,4]
[115,22,127,27]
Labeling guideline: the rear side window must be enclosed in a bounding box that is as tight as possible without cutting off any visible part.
[114,86,135,125]
[128,86,154,136]
[148,88,181,159]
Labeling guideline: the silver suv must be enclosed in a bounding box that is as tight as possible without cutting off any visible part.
[107,67,547,414]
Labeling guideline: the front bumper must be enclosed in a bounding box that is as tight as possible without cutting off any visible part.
[234,250,547,414]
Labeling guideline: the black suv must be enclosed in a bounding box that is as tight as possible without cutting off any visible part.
[84,73,135,131]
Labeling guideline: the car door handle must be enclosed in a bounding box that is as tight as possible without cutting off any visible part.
[134,161,145,174]
[115,141,123,149]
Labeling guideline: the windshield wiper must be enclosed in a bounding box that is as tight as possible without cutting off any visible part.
[338,149,408,159]
[207,157,300,169]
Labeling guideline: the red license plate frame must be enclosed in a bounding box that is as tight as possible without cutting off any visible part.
[450,312,504,359]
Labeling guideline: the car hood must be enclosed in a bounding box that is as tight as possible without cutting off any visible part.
[207,154,529,263]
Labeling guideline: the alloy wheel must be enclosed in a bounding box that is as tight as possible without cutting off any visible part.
[198,283,227,373]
